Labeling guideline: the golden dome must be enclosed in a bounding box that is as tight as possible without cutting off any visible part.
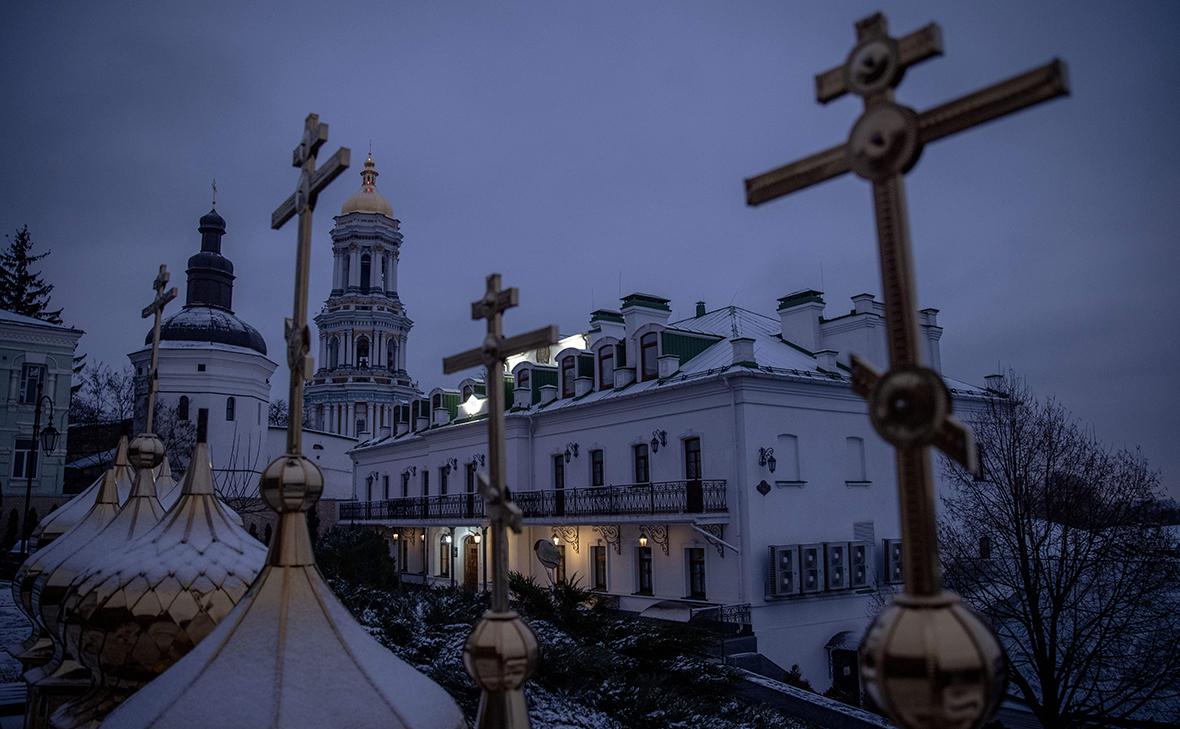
[155,455,181,510]
[51,442,266,727]
[13,468,121,677]
[104,450,465,729]
[30,436,133,549]
[340,153,394,218]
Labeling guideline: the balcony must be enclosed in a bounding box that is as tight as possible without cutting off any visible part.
[340,479,728,524]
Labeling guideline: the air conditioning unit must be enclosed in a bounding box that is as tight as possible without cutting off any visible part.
[884,538,903,584]
[849,540,871,588]
[824,542,849,590]
[767,545,800,597]
[800,543,824,594]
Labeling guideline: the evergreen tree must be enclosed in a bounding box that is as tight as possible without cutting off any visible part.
[0,225,62,323]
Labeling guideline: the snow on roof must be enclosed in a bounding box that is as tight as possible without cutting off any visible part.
[0,308,82,332]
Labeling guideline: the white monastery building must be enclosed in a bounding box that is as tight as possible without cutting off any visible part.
[345,289,997,692]
[304,153,418,439]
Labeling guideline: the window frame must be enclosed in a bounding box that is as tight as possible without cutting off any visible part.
[590,449,605,487]
[687,547,706,600]
[636,546,653,595]
[684,437,702,480]
[560,356,576,398]
[597,346,614,390]
[633,443,650,483]
[225,396,236,422]
[591,545,607,591]
[639,332,659,382]
[19,364,45,404]
[11,438,38,479]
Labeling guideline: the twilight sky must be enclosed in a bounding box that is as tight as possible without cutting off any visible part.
[2,1,1177,497]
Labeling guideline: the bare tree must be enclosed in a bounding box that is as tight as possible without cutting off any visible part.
[939,373,1180,727]
[267,398,312,428]
[212,426,269,515]
[69,362,135,425]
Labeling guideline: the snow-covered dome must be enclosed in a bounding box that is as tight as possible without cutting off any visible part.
[152,306,267,355]
[340,153,394,218]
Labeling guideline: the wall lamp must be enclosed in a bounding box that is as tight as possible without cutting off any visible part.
[639,534,649,548]
[758,447,777,473]
[444,457,459,473]
[650,429,667,453]
[564,442,579,463]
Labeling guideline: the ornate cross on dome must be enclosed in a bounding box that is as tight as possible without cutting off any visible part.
[271,113,350,454]
[443,273,557,729]
[140,264,177,433]
[744,13,1068,729]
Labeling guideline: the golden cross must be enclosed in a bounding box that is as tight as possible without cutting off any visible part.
[271,113,350,455]
[140,264,177,433]
[744,13,1068,727]
[445,274,554,729]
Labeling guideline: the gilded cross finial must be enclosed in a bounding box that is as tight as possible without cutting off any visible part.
[211,177,217,207]
[140,264,177,434]
[444,273,557,729]
[744,12,1068,729]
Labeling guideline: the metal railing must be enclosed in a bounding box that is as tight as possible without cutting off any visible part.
[340,479,727,522]
[690,602,753,634]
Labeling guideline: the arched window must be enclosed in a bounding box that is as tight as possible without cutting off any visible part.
[598,346,614,390]
[640,332,659,381]
[177,396,190,421]
[387,338,398,372]
[356,337,370,368]
[225,396,235,421]
[517,368,530,391]
[328,337,339,369]
[360,253,372,293]
[561,356,576,398]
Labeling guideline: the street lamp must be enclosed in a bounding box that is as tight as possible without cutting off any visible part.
[21,377,59,558]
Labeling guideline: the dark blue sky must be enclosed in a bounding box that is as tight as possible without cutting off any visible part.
[2,2,1177,497]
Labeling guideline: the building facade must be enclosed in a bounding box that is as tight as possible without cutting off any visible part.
[344,289,993,691]
[304,153,418,438]
[129,206,277,490]
[0,309,83,509]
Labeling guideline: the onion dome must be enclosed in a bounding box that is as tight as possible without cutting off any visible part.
[340,153,394,218]
[12,468,121,677]
[50,441,266,727]
[26,435,168,700]
[155,457,181,511]
[103,449,464,729]
[31,436,134,550]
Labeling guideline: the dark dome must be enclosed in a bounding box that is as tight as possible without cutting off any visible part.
[150,306,267,355]
[199,208,226,231]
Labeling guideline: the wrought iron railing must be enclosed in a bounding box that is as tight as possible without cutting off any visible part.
[340,479,727,522]
[690,602,752,633]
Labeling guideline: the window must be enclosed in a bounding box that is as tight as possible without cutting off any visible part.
[382,474,390,500]
[684,437,702,480]
[342,255,350,288]
[387,339,398,372]
[197,363,206,372]
[598,346,614,390]
[640,332,659,381]
[360,253,372,293]
[633,444,649,483]
[553,454,565,490]
[466,462,476,493]
[560,356,575,398]
[19,364,45,404]
[591,546,607,591]
[422,470,430,497]
[590,449,604,487]
[776,434,800,482]
[178,396,190,421]
[11,439,37,479]
[328,337,339,369]
[439,536,451,577]
[365,475,374,501]
[440,466,449,495]
[845,437,868,484]
[555,544,567,583]
[225,396,235,422]
[356,337,370,368]
[687,548,706,599]
[401,472,410,498]
[517,369,530,391]
[636,546,653,595]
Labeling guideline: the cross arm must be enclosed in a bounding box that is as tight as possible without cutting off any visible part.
[472,288,517,320]
[815,23,944,104]
[271,147,352,229]
[141,288,177,318]
[744,142,849,206]
[442,325,559,375]
[918,59,1069,147]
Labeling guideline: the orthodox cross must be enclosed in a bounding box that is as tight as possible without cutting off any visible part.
[445,275,556,729]
[271,113,350,454]
[744,14,1068,727]
[140,264,177,433]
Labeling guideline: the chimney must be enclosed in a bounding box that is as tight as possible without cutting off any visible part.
[514,385,532,409]
[984,373,1005,393]
[539,384,558,405]
[919,308,943,372]
[575,376,593,397]
[589,309,625,344]
[814,349,839,371]
[730,337,756,366]
[851,293,875,315]
[777,290,825,352]
[620,293,672,337]
[695,301,707,317]
[614,366,636,389]
[658,354,679,379]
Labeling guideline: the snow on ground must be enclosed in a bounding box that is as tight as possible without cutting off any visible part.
[0,582,29,683]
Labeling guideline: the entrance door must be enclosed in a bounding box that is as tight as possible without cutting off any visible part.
[463,536,479,591]
[553,454,566,517]
[830,649,861,704]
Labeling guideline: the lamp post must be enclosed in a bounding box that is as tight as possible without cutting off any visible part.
[21,376,61,557]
